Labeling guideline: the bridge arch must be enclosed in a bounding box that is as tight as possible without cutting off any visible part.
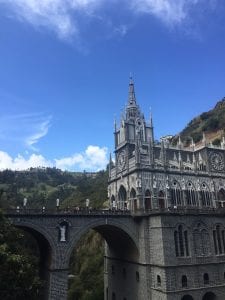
[65,218,139,266]
[181,295,194,300]
[10,220,56,265]
[9,220,57,299]
[202,292,217,300]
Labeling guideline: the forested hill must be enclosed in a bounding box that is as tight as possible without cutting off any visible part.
[175,97,225,145]
[0,168,108,210]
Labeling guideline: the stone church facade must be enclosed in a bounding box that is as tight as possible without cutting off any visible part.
[106,79,225,300]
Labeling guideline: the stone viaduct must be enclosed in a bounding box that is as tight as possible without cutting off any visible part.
[5,209,141,300]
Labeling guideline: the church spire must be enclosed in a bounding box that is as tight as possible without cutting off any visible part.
[125,76,141,122]
[149,107,154,143]
[128,76,137,106]
[150,107,153,128]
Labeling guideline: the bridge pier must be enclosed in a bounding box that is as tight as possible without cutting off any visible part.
[48,268,69,300]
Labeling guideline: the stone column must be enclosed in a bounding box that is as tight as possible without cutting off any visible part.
[48,268,69,300]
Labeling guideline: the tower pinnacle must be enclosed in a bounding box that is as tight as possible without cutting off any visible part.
[128,76,137,106]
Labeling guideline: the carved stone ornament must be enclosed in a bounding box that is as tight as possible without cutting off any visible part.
[210,152,225,171]
[118,150,126,170]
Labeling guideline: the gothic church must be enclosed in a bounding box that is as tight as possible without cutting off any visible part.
[107,79,225,300]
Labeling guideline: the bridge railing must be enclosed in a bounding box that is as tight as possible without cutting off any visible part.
[3,208,132,216]
[132,206,225,216]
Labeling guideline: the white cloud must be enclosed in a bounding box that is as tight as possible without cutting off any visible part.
[0,0,219,40]
[25,118,52,150]
[130,0,203,25]
[0,0,102,39]
[0,151,52,170]
[55,145,108,171]
[0,145,108,171]
[0,113,52,151]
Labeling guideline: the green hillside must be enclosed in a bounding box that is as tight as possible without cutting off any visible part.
[175,97,225,145]
[0,168,108,210]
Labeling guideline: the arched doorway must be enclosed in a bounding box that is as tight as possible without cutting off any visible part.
[158,191,165,209]
[144,190,151,210]
[130,188,137,211]
[202,292,217,300]
[118,186,127,210]
[181,295,194,300]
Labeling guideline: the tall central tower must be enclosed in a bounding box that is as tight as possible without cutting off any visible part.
[109,78,154,211]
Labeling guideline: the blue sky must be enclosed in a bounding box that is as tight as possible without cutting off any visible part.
[0,0,225,171]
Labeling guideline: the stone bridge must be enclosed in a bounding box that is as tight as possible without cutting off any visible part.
[6,208,223,300]
[5,209,142,300]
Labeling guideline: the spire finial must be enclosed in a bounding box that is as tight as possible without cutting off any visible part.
[129,72,133,82]
[128,74,136,106]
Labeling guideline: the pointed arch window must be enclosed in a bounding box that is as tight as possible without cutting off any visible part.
[185,182,197,206]
[203,273,209,285]
[174,225,189,257]
[171,181,182,206]
[181,275,188,288]
[193,225,210,256]
[130,188,137,211]
[157,275,161,287]
[200,183,211,207]
[158,191,165,209]
[202,229,210,255]
[144,189,151,210]
[174,231,179,256]
[213,224,225,255]
[118,185,127,210]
